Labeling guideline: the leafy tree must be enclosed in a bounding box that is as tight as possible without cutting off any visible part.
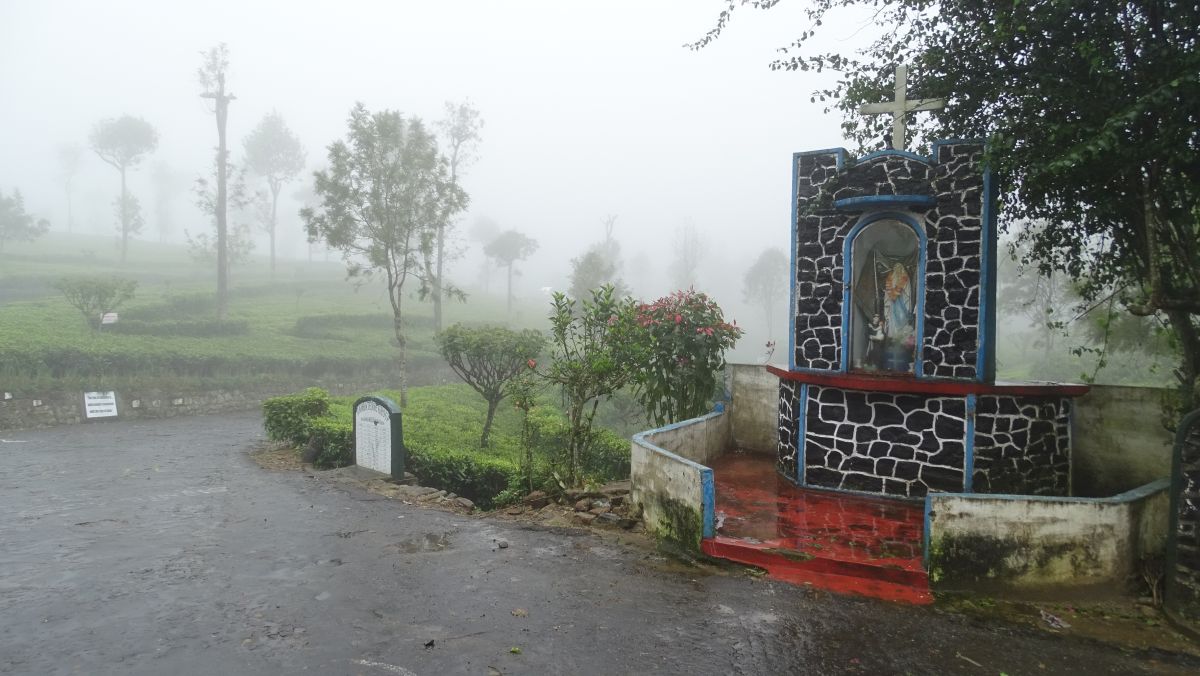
[303,104,467,406]
[630,289,743,426]
[541,285,638,486]
[742,246,788,338]
[89,115,158,263]
[198,43,236,320]
[0,189,48,252]
[693,0,1200,417]
[54,276,137,332]
[430,100,484,332]
[57,143,82,233]
[243,111,306,277]
[506,363,542,492]
[435,324,546,448]
[484,229,538,319]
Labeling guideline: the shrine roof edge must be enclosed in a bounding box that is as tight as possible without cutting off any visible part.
[793,138,985,170]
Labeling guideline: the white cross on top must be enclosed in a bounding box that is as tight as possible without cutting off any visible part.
[858,65,945,151]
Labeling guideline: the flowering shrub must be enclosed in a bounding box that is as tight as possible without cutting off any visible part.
[631,289,743,426]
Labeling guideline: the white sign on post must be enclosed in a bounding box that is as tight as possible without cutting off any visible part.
[83,391,118,419]
[355,400,393,475]
[100,313,119,325]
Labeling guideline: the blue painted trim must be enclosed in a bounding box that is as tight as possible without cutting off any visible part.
[857,148,929,164]
[977,166,998,382]
[789,153,800,371]
[930,477,1170,505]
[797,383,809,485]
[701,470,715,538]
[923,494,933,569]
[839,211,929,377]
[963,394,976,492]
[834,195,936,211]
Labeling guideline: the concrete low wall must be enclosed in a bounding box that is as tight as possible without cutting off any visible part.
[631,410,730,550]
[728,363,778,454]
[926,479,1170,595]
[0,381,391,432]
[1074,385,1173,496]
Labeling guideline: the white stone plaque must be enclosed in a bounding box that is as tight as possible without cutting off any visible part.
[355,400,392,475]
[83,391,118,418]
[100,312,119,325]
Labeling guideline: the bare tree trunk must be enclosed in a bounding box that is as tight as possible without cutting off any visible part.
[434,224,445,332]
[119,167,128,263]
[214,73,230,321]
[391,298,408,408]
[269,183,279,279]
[506,261,514,320]
[1167,309,1200,418]
[481,398,499,448]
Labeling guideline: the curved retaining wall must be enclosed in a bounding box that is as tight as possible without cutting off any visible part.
[630,409,728,550]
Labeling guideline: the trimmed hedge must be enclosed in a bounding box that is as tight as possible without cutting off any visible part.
[262,387,330,446]
[106,318,251,337]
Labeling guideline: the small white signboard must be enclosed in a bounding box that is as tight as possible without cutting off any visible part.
[100,312,119,325]
[355,400,392,475]
[83,391,118,419]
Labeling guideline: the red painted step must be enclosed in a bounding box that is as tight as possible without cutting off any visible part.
[705,453,932,605]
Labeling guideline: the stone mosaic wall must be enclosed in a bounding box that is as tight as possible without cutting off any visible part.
[791,143,987,380]
[777,381,800,480]
[801,385,966,498]
[971,395,1072,496]
[1170,411,1200,620]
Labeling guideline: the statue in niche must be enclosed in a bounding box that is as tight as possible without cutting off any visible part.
[851,221,919,373]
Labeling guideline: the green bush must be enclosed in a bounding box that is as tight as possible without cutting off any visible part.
[307,416,354,469]
[262,387,330,445]
[260,383,631,510]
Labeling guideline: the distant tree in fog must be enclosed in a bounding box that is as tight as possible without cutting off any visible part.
[469,215,501,292]
[198,42,236,319]
[243,111,306,277]
[54,275,137,333]
[303,104,467,406]
[485,230,538,320]
[57,144,82,233]
[89,115,158,263]
[742,246,788,338]
[151,161,187,243]
[191,162,256,272]
[569,215,627,300]
[430,100,484,332]
[111,193,145,250]
[669,222,704,290]
[0,188,49,252]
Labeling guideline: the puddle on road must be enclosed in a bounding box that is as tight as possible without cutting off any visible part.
[390,532,453,553]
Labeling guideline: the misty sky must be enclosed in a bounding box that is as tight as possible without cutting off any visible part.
[1,1,876,300]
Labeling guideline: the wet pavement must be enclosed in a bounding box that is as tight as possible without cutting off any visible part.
[2,413,1197,675]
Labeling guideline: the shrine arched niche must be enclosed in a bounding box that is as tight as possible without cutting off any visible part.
[845,216,924,375]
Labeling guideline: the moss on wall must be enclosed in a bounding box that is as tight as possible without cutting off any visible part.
[930,532,1106,589]
[652,496,704,552]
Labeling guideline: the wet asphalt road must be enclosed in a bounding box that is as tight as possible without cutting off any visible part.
[1,413,1197,676]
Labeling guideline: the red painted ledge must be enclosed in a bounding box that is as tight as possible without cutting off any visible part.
[766,365,1090,397]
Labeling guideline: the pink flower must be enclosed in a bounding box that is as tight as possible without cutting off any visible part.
[527,359,536,369]
[674,314,682,324]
